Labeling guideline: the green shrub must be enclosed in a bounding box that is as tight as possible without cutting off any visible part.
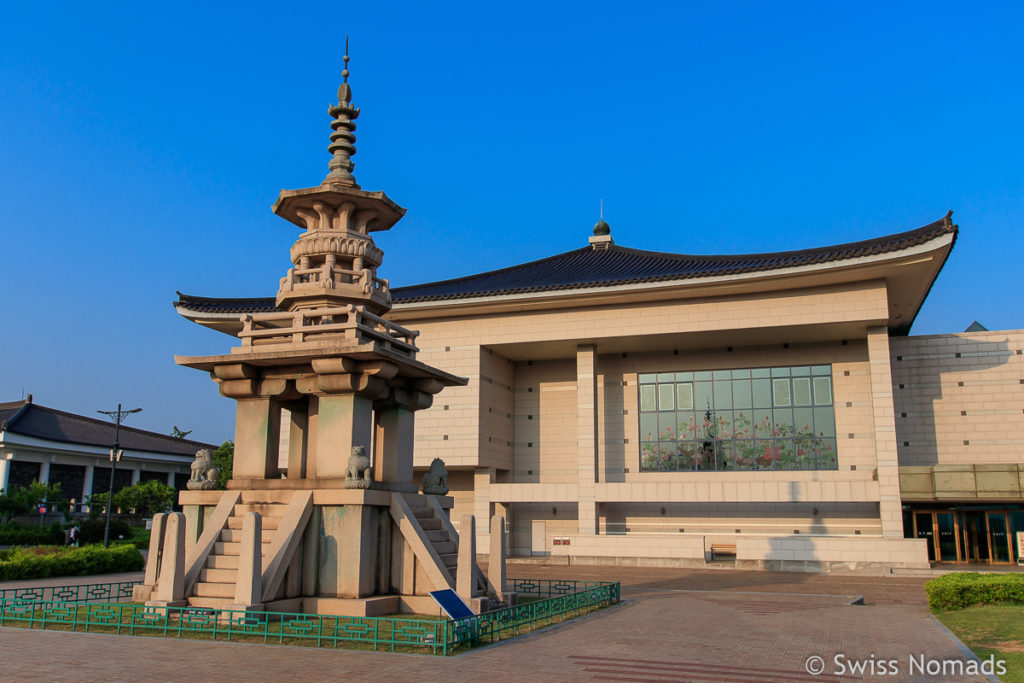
[926,572,1024,612]
[79,518,131,545]
[0,544,144,580]
[0,522,65,546]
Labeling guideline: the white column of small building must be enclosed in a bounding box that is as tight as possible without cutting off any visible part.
[81,463,95,512]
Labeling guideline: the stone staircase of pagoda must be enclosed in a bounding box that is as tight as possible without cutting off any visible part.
[406,497,459,582]
[401,494,489,600]
[187,494,285,609]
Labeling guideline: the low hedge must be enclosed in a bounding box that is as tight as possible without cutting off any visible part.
[0,523,65,546]
[79,518,131,545]
[926,572,1024,612]
[0,544,144,580]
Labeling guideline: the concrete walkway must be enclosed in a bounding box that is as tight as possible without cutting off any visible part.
[0,564,996,682]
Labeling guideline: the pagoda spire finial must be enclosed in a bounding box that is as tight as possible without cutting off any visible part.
[325,36,360,188]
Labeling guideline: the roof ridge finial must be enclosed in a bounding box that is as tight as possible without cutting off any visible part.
[324,36,360,188]
[593,200,610,236]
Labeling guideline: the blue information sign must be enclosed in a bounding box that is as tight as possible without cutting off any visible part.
[429,589,475,620]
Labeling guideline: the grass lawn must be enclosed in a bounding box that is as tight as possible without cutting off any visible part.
[936,605,1024,683]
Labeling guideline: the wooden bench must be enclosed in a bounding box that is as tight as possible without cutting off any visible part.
[710,544,737,561]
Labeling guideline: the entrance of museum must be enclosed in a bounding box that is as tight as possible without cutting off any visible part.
[904,505,1024,564]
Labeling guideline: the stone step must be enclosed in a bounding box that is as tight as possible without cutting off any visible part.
[238,490,295,505]
[232,503,287,517]
[186,596,233,610]
[214,541,240,556]
[439,553,458,568]
[193,581,235,598]
[433,541,457,555]
[227,516,280,530]
[206,555,239,570]
[219,528,275,544]
[412,507,433,519]
[425,530,449,543]
[418,518,441,531]
[199,567,237,583]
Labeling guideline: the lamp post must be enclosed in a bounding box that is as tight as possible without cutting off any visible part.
[97,404,142,548]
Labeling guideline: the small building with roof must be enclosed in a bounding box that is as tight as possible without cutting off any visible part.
[0,396,216,511]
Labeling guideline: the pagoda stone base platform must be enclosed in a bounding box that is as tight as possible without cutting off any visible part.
[137,488,500,617]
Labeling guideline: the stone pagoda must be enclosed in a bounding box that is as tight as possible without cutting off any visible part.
[133,47,509,616]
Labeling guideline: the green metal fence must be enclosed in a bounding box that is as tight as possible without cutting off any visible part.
[0,580,136,604]
[0,578,620,654]
[458,580,621,646]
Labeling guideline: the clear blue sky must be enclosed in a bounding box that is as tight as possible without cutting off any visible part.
[2,2,1022,444]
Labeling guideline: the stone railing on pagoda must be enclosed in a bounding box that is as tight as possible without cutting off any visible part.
[236,305,419,358]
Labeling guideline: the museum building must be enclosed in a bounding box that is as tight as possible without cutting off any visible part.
[173,63,1023,571]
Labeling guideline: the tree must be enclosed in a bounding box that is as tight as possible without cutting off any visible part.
[211,441,233,489]
[0,481,64,523]
[113,479,176,518]
[170,425,193,439]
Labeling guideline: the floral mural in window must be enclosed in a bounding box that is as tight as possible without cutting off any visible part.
[638,366,838,472]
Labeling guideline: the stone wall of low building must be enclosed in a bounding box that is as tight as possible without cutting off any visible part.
[891,330,1024,467]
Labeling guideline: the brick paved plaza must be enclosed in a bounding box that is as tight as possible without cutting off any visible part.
[0,564,994,682]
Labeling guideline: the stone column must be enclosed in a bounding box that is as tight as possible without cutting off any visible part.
[457,514,476,602]
[577,344,599,535]
[473,468,494,550]
[374,406,414,485]
[234,398,282,480]
[82,465,94,497]
[82,465,94,511]
[152,512,186,606]
[313,393,372,479]
[231,512,263,609]
[131,469,141,485]
[0,457,10,491]
[38,461,50,484]
[286,409,309,479]
[867,326,905,538]
[165,471,175,487]
[488,514,506,601]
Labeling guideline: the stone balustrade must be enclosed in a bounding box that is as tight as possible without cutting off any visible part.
[238,305,418,356]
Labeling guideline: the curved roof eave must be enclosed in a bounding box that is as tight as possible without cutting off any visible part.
[174,211,958,328]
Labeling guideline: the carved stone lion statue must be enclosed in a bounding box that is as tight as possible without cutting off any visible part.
[421,458,449,495]
[343,445,371,489]
[187,449,220,490]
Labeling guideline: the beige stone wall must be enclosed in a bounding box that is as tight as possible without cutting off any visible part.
[505,502,579,556]
[736,535,930,568]
[891,330,1024,466]
[511,359,577,483]
[598,501,881,537]
[392,280,889,348]
[408,321,480,469]
[478,348,514,471]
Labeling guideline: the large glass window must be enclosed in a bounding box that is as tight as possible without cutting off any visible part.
[638,365,838,472]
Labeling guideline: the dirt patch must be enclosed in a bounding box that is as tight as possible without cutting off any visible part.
[980,640,1024,653]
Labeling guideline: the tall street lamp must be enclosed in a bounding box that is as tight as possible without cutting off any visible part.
[97,403,142,548]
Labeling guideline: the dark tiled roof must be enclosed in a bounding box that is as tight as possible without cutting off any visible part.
[175,212,956,310]
[173,291,278,315]
[0,400,217,457]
